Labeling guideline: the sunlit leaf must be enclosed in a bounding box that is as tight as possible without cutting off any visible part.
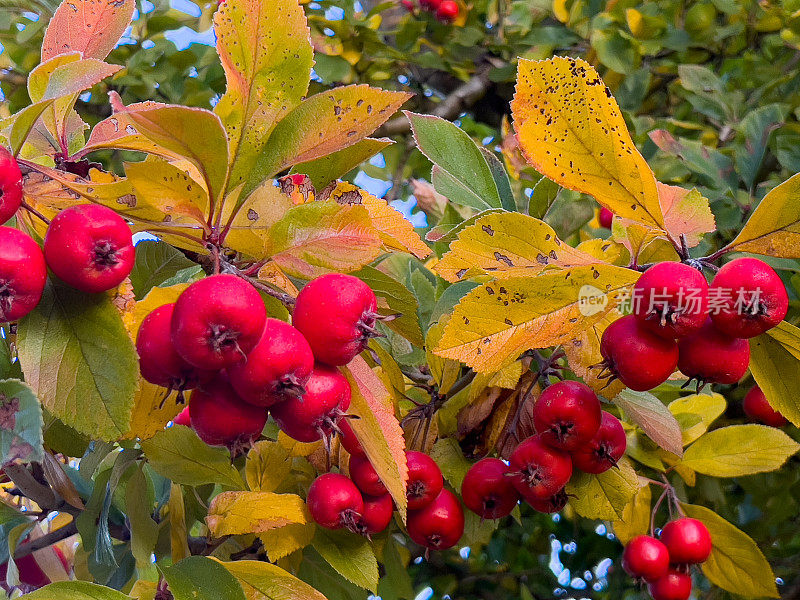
[42,0,135,61]
[749,322,800,426]
[657,183,715,248]
[614,389,683,456]
[566,457,639,519]
[206,492,308,537]
[220,560,329,600]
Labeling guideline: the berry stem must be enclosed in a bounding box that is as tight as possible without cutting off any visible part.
[20,201,50,225]
[650,486,669,536]
[224,263,297,308]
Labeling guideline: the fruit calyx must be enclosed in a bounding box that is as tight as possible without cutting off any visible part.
[91,240,121,268]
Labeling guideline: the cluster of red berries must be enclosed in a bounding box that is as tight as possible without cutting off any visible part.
[1,149,136,324]
[598,258,788,391]
[461,381,626,520]
[307,447,465,550]
[401,0,459,23]
[623,518,712,600]
[138,272,384,450]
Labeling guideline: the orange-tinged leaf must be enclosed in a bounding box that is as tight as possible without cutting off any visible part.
[42,0,135,61]
[206,491,308,537]
[343,356,408,520]
[512,57,663,227]
[435,212,604,282]
[223,183,294,258]
[256,263,299,298]
[214,0,313,190]
[657,183,715,248]
[433,265,640,374]
[612,218,678,267]
[322,181,430,259]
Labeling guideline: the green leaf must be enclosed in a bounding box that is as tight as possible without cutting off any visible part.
[125,465,158,569]
[129,240,197,300]
[527,176,560,219]
[749,322,800,426]
[299,548,365,600]
[0,379,43,465]
[682,424,800,476]
[668,392,726,445]
[352,265,423,347]
[292,138,393,191]
[614,389,683,456]
[735,103,786,190]
[21,581,134,600]
[565,457,639,519]
[161,556,247,600]
[311,528,378,593]
[221,560,328,600]
[377,538,414,600]
[140,425,245,489]
[681,503,779,598]
[17,279,138,441]
[407,111,502,210]
[430,437,472,493]
[0,334,21,380]
[480,147,517,211]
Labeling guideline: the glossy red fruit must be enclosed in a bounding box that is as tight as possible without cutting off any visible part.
[660,518,712,565]
[171,274,267,370]
[307,473,364,531]
[270,364,351,443]
[0,226,47,322]
[406,489,464,550]
[0,147,23,224]
[461,458,519,519]
[677,318,749,386]
[622,535,670,582]
[43,204,134,293]
[508,435,573,502]
[401,0,415,11]
[633,262,709,339]
[227,318,314,407]
[406,451,444,510]
[338,420,365,456]
[293,273,379,366]
[436,0,459,21]
[709,257,788,338]
[599,315,678,391]
[356,493,394,536]
[189,376,267,447]
[598,207,614,229]
[571,411,626,474]
[527,489,568,514]
[349,454,387,496]
[172,407,191,427]
[743,385,787,427]
[137,304,212,395]
[533,380,601,451]
[648,570,692,600]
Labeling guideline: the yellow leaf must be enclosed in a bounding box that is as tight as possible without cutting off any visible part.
[223,183,294,258]
[749,321,800,426]
[426,317,462,395]
[125,158,209,226]
[219,560,328,600]
[681,504,779,598]
[343,356,408,520]
[612,479,651,544]
[566,457,639,520]
[435,212,604,282]
[512,57,663,228]
[245,441,293,493]
[434,265,640,374]
[657,183,715,248]
[256,262,300,298]
[278,431,320,457]
[681,424,800,476]
[553,0,570,22]
[321,182,430,259]
[259,522,316,562]
[575,238,629,265]
[612,219,679,267]
[563,312,626,397]
[668,392,726,446]
[169,483,190,563]
[206,491,308,537]
[728,172,800,258]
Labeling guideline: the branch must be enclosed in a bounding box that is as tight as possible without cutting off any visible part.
[13,521,78,560]
[374,64,495,137]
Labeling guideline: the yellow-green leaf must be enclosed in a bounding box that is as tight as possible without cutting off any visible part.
[245,441,293,493]
[668,392,726,446]
[512,57,663,228]
[681,503,779,598]
[293,137,393,191]
[223,183,294,259]
[259,522,316,562]
[657,183,715,248]
[682,424,799,476]
[749,322,800,426]
[728,172,800,258]
[566,457,639,520]
[311,528,378,593]
[22,582,134,600]
[125,158,209,225]
[433,265,640,374]
[612,479,651,544]
[206,491,308,537]
[220,560,328,600]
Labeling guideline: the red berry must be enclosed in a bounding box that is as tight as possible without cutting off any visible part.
[419,0,441,8]
[270,364,351,443]
[0,226,47,322]
[189,375,267,447]
[356,493,394,536]
[660,517,712,565]
[571,411,626,474]
[44,204,134,293]
[401,0,415,11]
[461,458,519,519]
[0,553,51,589]
[349,453,387,497]
[527,488,568,514]
[338,419,365,456]
[0,147,23,224]
[743,385,787,427]
[227,318,314,407]
[137,304,212,395]
[598,207,614,229]
[172,406,191,427]
[406,451,444,510]
[599,315,678,391]
[293,273,379,366]
[622,535,670,582]
[633,262,709,339]
[648,570,692,600]
[307,473,364,531]
[709,257,788,338]
[533,380,602,451]
[508,435,572,502]
[171,274,267,370]
[436,0,459,21]
[406,489,464,550]
[677,318,749,386]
